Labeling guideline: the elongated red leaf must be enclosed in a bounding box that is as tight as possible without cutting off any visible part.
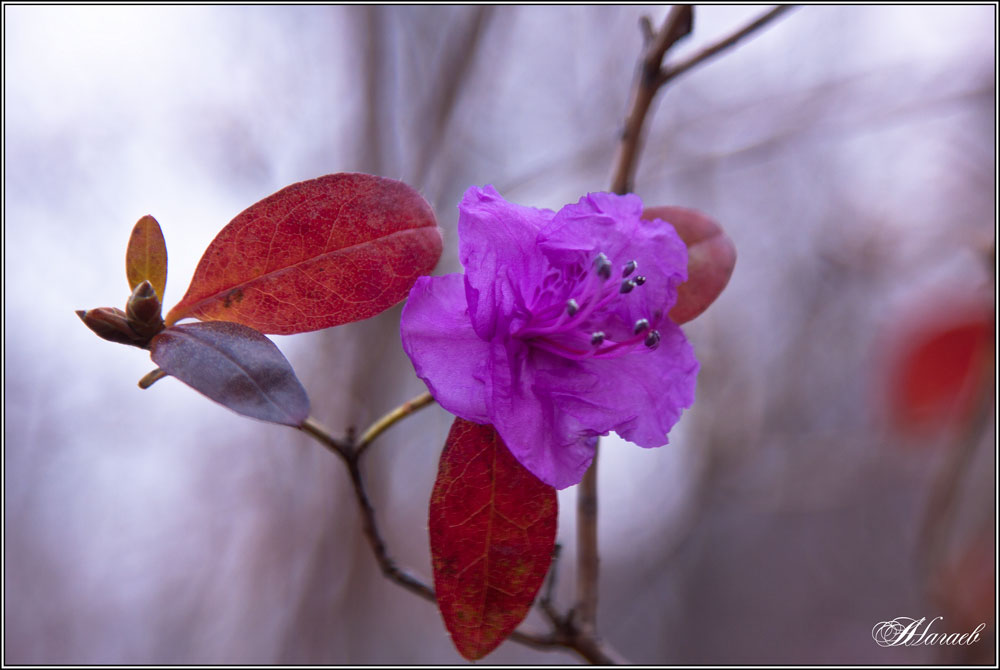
[149,321,309,426]
[126,214,168,303]
[643,206,736,324]
[164,173,442,334]
[429,418,557,660]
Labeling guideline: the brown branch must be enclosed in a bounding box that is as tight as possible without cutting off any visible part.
[610,5,794,195]
[575,440,601,635]
[659,6,794,86]
[610,5,693,195]
[342,447,437,601]
[300,406,627,663]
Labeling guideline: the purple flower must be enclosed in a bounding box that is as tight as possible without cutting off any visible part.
[400,186,698,489]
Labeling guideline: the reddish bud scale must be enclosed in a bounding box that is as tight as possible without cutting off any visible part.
[77,307,149,348]
[429,418,557,660]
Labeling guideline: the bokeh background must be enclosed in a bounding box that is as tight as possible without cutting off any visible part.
[4,5,995,664]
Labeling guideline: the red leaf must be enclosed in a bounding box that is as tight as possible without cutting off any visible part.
[165,173,442,334]
[643,206,736,324]
[429,418,557,660]
[126,214,168,303]
[149,321,310,426]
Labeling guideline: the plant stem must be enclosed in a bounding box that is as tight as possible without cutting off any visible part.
[300,416,349,456]
[658,6,794,87]
[610,5,794,195]
[342,449,437,600]
[299,402,627,663]
[610,5,694,195]
[137,367,168,389]
[356,391,435,457]
[576,440,601,635]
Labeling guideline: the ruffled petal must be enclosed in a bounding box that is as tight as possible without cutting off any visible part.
[400,273,490,423]
[487,340,597,489]
[458,185,554,339]
[538,191,644,263]
[540,319,698,448]
[540,193,688,329]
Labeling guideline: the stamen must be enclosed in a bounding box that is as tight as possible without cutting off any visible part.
[622,260,637,277]
[644,330,661,349]
[590,331,606,346]
[594,253,612,280]
[566,299,579,316]
[633,275,646,286]
[633,318,649,334]
[620,279,636,294]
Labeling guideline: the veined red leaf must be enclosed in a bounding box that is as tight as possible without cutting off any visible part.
[165,173,442,334]
[126,215,168,303]
[429,418,557,660]
[643,206,736,324]
[149,321,310,426]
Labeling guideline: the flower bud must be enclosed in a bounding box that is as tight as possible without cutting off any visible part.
[77,307,147,347]
[125,280,164,338]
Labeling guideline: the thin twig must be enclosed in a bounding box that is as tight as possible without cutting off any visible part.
[300,416,349,456]
[300,404,624,662]
[356,391,435,457]
[610,5,693,195]
[342,449,437,601]
[540,543,563,622]
[137,367,168,389]
[610,5,794,195]
[659,6,794,86]
[575,440,601,636]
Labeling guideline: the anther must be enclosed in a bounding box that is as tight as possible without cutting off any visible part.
[622,260,637,277]
[620,279,636,294]
[644,330,661,349]
[566,298,579,316]
[590,331,606,346]
[633,275,646,286]
[594,253,612,280]
[633,318,649,334]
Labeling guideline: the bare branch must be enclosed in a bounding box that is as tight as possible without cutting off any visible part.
[659,6,795,86]
[610,5,794,195]
[356,391,435,457]
[575,440,601,635]
[610,5,694,195]
[300,407,628,663]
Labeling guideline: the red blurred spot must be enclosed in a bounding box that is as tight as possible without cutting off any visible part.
[890,308,993,435]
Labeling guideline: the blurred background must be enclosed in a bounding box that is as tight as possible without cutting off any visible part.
[4,5,995,664]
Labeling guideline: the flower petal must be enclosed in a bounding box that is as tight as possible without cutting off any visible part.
[400,273,491,423]
[540,193,688,329]
[487,340,597,489]
[539,320,698,448]
[458,185,554,339]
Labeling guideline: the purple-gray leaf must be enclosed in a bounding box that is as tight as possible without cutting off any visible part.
[150,321,309,426]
